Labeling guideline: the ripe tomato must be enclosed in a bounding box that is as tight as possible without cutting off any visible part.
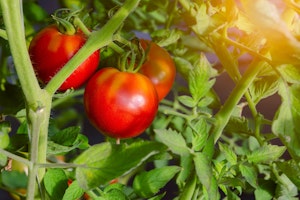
[29,25,100,91]
[139,39,176,101]
[84,67,159,139]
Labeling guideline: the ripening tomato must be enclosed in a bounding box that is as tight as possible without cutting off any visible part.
[139,39,176,101]
[84,67,159,139]
[29,25,100,91]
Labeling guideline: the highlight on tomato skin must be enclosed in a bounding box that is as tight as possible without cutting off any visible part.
[83,67,159,139]
[139,39,176,101]
[28,25,100,91]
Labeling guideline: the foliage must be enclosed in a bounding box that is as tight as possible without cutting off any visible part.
[1,0,300,199]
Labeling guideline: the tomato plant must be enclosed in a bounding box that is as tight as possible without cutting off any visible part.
[2,0,300,199]
[84,67,158,139]
[29,25,100,91]
[139,39,176,101]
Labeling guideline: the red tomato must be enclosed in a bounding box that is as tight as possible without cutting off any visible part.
[29,25,100,91]
[139,39,176,101]
[84,67,158,139]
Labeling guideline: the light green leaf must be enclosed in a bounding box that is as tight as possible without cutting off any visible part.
[249,75,279,104]
[218,142,237,165]
[247,144,286,164]
[239,164,258,188]
[0,121,10,149]
[278,64,300,84]
[133,166,180,198]
[74,141,163,190]
[62,180,85,200]
[44,169,68,200]
[178,95,196,108]
[190,118,209,152]
[154,129,191,156]
[272,83,300,160]
[277,160,300,189]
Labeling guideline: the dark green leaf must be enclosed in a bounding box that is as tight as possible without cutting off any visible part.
[155,129,191,156]
[74,141,164,190]
[173,57,193,81]
[62,180,85,200]
[247,144,286,164]
[50,126,81,146]
[0,83,24,114]
[254,179,275,200]
[193,152,219,199]
[1,170,27,189]
[44,169,68,200]
[133,166,180,198]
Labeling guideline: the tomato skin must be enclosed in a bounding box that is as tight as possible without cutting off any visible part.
[139,39,176,101]
[84,67,159,138]
[29,25,100,91]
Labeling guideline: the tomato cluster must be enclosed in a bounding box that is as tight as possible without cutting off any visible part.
[29,24,175,138]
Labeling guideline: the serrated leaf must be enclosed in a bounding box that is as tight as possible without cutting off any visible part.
[44,169,68,200]
[62,180,85,200]
[272,83,300,160]
[173,57,194,81]
[193,152,219,200]
[247,144,286,164]
[154,129,191,156]
[249,75,279,104]
[176,155,193,189]
[178,95,196,108]
[218,142,237,165]
[239,164,258,188]
[50,126,81,146]
[133,166,180,198]
[74,141,163,190]
[254,179,276,200]
[278,64,300,84]
[188,53,215,106]
[277,160,300,189]
[275,174,298,199]
[190,118,209,152]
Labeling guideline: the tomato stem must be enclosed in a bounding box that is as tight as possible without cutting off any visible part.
[73,16,91,36]
[45,0,141,95]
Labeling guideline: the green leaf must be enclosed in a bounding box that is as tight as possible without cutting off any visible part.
[50,126,81,146]
[218,142,237,165]
[193,152,219,200]
[191,119,209,152]
[1,170,27,189]
[62,180,85,200]
[239,164,258,188]
[247,144,286,164]
[0,153,7,167]
[249,75,279,104]
[254,179,275,200]
[188,53,215,107]
[277,160,300,189]
[176,155,193,189]
[173,57,194,81]
[178,175,197,200]
[44,169,68,200]
[275,174,298,199]
[133,166,180,198]
[272,83,300,160]
[278,64,300,84]
[0,83,25,114]
[154,129,191,156]
[178,95,196,108]
[74,141,164,190]
[0,121,10,149]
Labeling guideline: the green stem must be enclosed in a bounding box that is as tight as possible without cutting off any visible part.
[45,0,141,95]
[211,59,264,143]
[0,1,52,199]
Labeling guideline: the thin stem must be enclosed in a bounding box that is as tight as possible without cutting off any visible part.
[211,59,264,143]
[45,0,141,95]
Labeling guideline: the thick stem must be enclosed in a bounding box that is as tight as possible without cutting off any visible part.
[45,0,141,95]
[0,1,52,199]
[211,59,263,143]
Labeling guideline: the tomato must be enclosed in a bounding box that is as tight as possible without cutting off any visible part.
[29,25,100,91]
[84,67,158,139]
[139,39,176,101]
